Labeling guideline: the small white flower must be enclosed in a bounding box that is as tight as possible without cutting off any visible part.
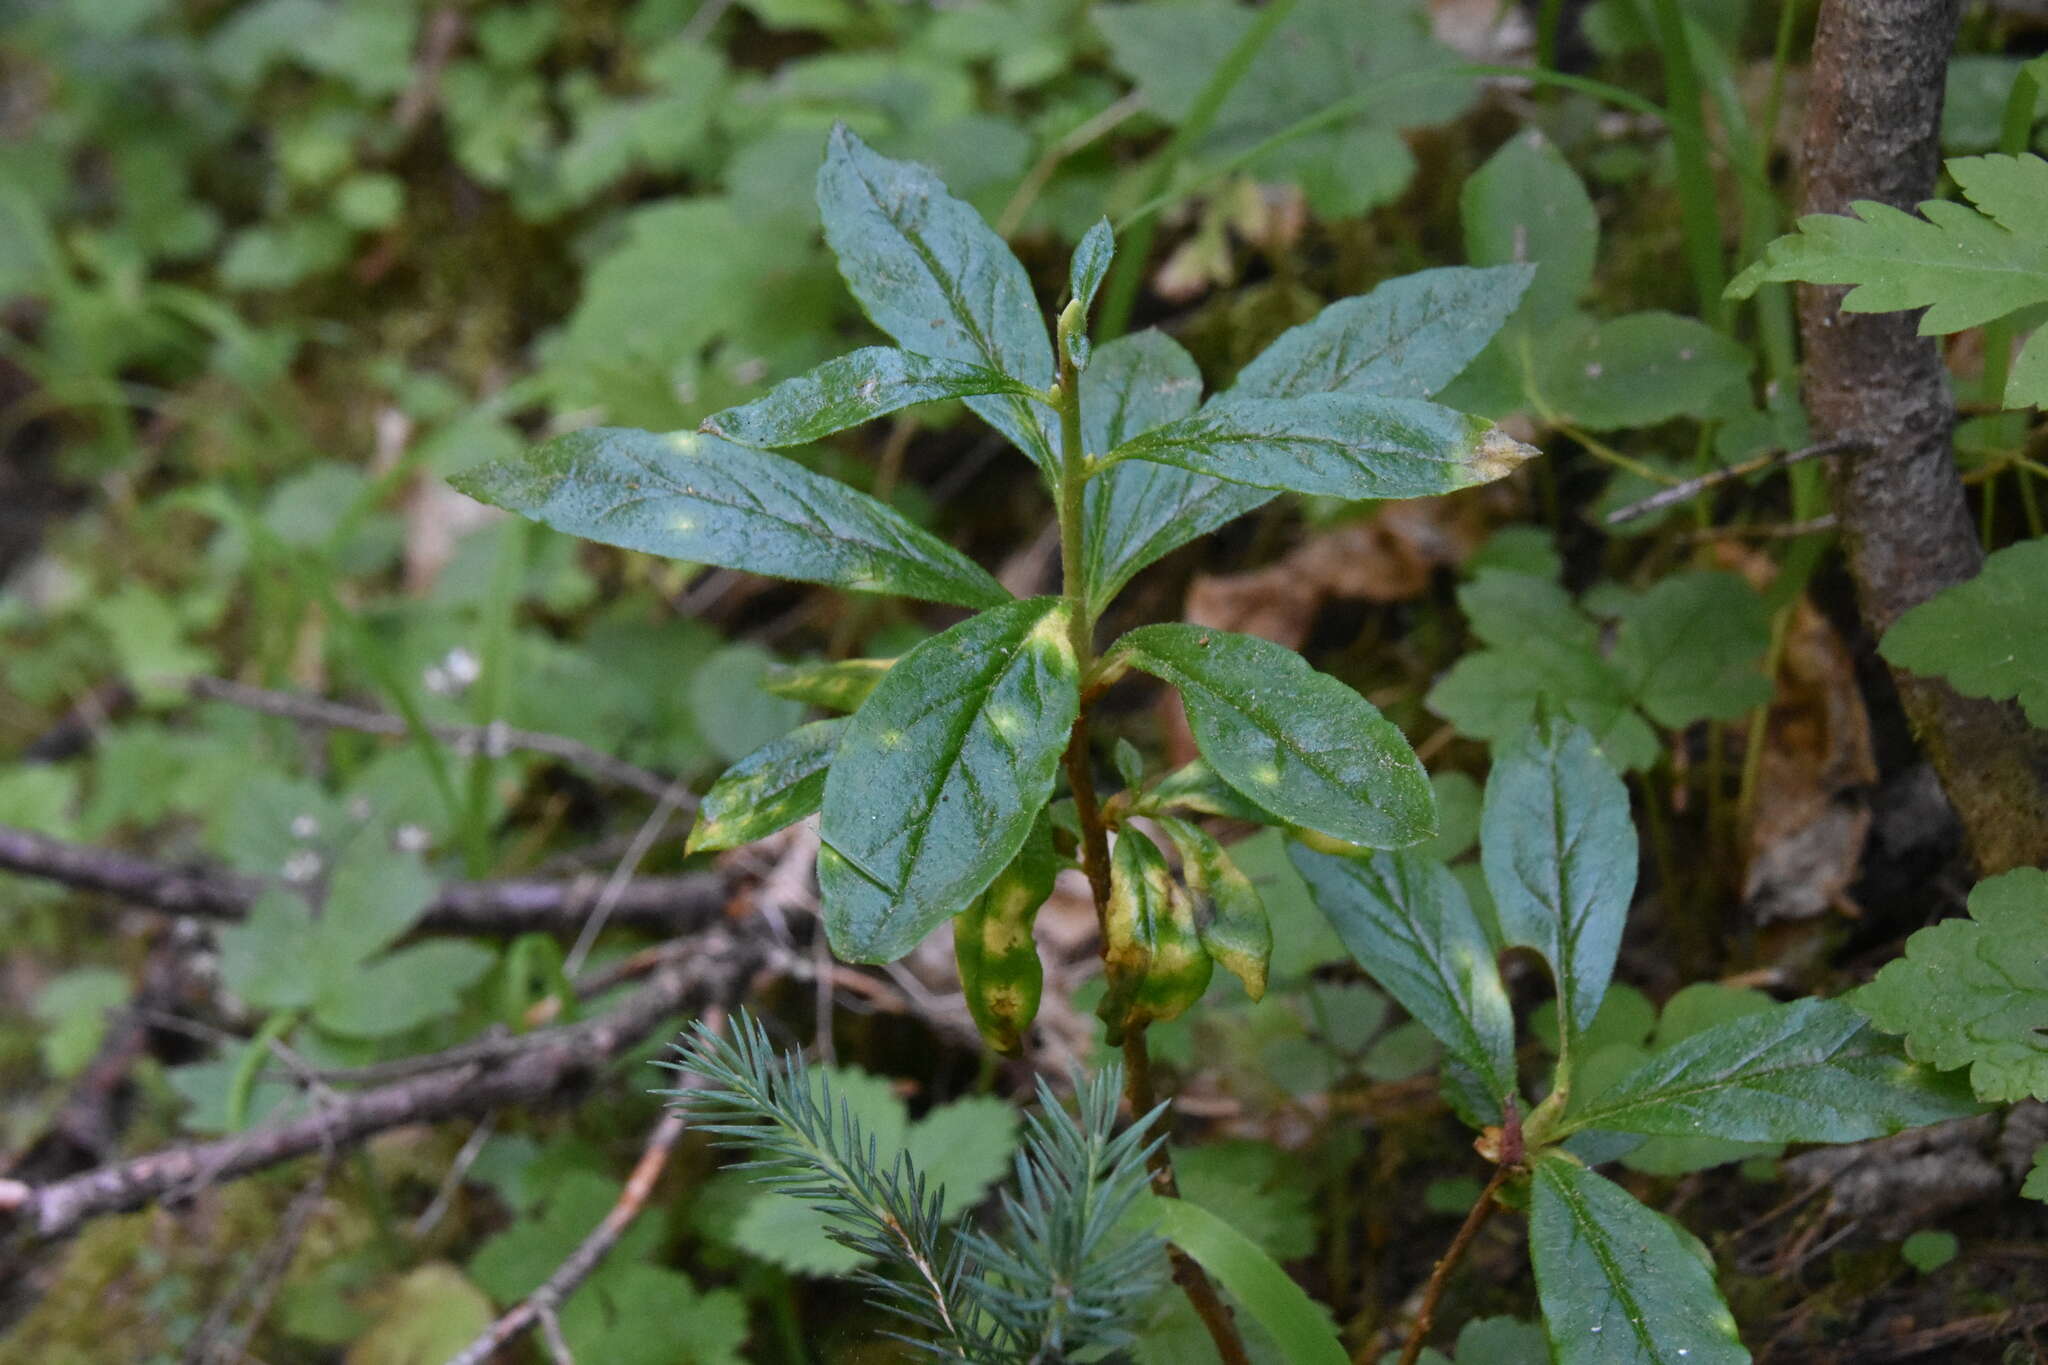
[282,849,323,884]
[394,823,430,853]
[290,813,320,840]
[424,646,482,697]
[443,646,481,688]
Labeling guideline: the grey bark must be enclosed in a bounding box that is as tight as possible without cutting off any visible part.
[1796,0,2048,872]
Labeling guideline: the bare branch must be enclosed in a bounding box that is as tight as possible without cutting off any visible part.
[445,1007,727,1365]
[181,1155,336,1365]
[0,823,726,937]
[0,938,759,1244]
[1602,436,1868,525]
[187,676,685,803]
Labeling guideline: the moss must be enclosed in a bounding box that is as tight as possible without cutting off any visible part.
[0,1167,378,1364]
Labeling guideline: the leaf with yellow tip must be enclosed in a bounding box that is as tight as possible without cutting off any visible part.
[763,657,895,713]
[687,720,844,855]
[1099,392,1538,501]
[1156,816,1271,1001]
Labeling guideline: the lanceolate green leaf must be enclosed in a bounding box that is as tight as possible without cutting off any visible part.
[818,598,1079,963]
[1112,624,1434,849]
[1481,718,1636,1040]
[1080,331,1269,614]
[762,657,894,713]
[1288,843,1517,1122]
[1144,1195,1349,1365]
[1880,538,2048,728]
[687,719,844,855]
[1101,393,1538,502]
[451,428,1009,610]
[816,123,1058,475]
[1230,264,1534,401]
[1563,998,1981,1143]
[700,348,1043,449]
[1529,1154,1750,1365]
[1070,217,1115,318]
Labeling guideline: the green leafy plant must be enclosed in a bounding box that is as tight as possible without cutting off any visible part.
[1856,867,2048,1104]
[458,121,1538,1355]
[1425,563,1772,771]
[455,121,1536,997]
[1291,716,1981,1362]
[1879,537,2048,728]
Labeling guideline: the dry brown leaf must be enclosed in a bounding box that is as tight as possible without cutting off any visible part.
[1183,496,1491,650]
[1742,597,1877,922]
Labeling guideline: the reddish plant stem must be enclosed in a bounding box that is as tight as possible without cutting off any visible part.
[1062,704,1247,1364]
[1052,297,1248,1365]
[1123,1029,1252,1365]
[1392,1163,1512,1365]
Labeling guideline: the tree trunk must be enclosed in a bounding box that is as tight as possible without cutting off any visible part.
[1796,0,2048,873]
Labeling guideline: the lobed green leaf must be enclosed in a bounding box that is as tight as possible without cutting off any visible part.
[1609,571,1772,728]
[1856,867,2048,1102]
[451,427,1009,609]
[1880,538,2048,728]
[314,941,496,1038]
[1726,153,2048,337]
